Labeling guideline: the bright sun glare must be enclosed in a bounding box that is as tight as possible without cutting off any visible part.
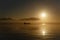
[41,12,46,18]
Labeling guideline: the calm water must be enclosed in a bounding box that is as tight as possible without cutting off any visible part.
[0,23,60,40]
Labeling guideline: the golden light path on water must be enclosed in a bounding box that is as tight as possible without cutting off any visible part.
[41,23,47,36]
[37,23,47,35]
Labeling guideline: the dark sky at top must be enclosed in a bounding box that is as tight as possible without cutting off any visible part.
[0,0,60,20]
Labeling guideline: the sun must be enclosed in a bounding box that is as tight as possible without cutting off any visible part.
[41,12,46,18]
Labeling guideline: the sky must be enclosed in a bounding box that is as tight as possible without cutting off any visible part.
[0,0,60,22]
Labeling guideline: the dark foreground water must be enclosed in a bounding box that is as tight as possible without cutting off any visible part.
[0,23,60,40]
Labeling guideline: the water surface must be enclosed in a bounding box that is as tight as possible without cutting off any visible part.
[0,23,60,40]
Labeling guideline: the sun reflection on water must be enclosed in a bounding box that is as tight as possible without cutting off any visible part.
[42,29,46,36]
[39,23,47,37]
[42,23,46,25]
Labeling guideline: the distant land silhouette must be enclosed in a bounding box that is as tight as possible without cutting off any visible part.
[0,17,40,24]
[0,17,40,21]
[0,18,13,20]
[20,17,40,21]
